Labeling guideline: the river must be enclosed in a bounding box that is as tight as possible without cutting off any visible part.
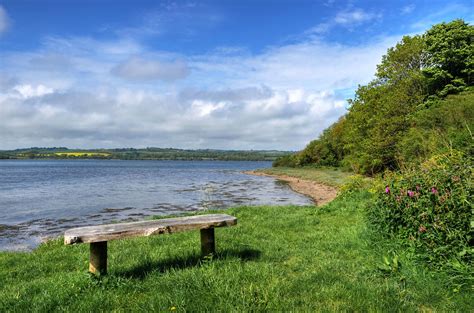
[0,159,313,250]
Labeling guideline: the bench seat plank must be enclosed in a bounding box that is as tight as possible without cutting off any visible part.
[64,214,237,245]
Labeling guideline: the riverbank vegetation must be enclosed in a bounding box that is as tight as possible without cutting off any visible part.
[1,190,472,311]
[252,166,352,187]
[274,20,473,174]
[273,19,473,283]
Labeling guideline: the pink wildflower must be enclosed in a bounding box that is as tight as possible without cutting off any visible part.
[418,225,427,233]
[431,187,438,195]
[385,186,390,194]
[407,190,415,197]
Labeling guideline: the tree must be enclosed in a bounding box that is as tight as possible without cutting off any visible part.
[423,19,474,96]
[273,20,473,175]
[376,35,427,97]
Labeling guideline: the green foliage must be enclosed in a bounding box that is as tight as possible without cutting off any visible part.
[423,19,474,96]
[276,20,473,176]
[378,255,400,275]
[343,80,423,174]
[338,174,373,197]
[396,89,474,165]
[367,151,473,269]
[278,116,347,169]
[272,154,298,167]
[377,35,427,97]
[299,119,346,167]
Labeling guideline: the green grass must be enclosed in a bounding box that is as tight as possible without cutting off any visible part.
[1,192,471,311]
[254,166,353,187]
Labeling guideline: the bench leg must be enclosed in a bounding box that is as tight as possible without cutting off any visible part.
[89,241,107,275]
[200,228,215,256]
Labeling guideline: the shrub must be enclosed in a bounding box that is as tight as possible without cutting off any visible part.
[272,154,298,167]
[338,174,373,197]
[367,151,473,266]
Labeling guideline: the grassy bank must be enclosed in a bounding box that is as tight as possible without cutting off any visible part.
[253,166,352,187]
[1,191,471,311]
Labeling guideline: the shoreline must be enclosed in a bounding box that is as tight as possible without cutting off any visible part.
[243,170,338,206]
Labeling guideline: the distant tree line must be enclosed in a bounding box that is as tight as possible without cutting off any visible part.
[0,147,293,162]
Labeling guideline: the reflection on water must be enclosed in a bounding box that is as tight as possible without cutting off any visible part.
[0,160,313,250]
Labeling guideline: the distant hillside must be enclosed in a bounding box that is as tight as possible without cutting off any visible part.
[0,147,292,161]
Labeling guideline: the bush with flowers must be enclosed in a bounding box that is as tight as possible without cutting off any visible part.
[367,150,472,266]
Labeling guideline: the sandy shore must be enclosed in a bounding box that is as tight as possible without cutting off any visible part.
[244,170,338,206]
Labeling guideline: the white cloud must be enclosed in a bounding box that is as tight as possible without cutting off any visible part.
[334,8,382,26]
[323,0,336,7]
[401,4,415,15]
[306,23,331,35]
[13,84,54,99]
[0,26,400,150]
[0,82,346,150]
[112,58,190,81]
[0,5,10,34]
[306,7,382,36]
[191,35,398,91]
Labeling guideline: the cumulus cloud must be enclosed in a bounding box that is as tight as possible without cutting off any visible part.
[179,86,273,102]
[13,84,54,99]
[0,85,345,150]
[112,58,190,81]
[0,26,399,150]
[0,5,10,34]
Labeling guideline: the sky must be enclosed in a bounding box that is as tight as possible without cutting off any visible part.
[0,0,472,150]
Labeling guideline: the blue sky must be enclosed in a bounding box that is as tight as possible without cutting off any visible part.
[0,0,472,150]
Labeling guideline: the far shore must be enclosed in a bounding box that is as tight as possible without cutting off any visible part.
[243,170,338,206]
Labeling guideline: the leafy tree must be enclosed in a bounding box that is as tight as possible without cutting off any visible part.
[423,19,474,96]
[396,89,474,165]
[274,20,473,175]
[377,35,427,98]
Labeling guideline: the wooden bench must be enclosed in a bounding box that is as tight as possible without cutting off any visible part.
[64,214,237,275]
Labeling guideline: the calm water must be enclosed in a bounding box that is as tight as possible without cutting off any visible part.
[0,160,313,250]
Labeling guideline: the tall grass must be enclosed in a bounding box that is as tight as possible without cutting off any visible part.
[254,166,351,187]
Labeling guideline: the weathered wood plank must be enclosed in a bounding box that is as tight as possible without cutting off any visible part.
[64,214,237,245]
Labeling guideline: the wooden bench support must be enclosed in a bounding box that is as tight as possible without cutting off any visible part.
[200,228,215,256]
[64,214,237,275]
[89,241,107,275]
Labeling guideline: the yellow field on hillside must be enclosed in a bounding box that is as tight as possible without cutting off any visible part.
[54,152,110,157]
